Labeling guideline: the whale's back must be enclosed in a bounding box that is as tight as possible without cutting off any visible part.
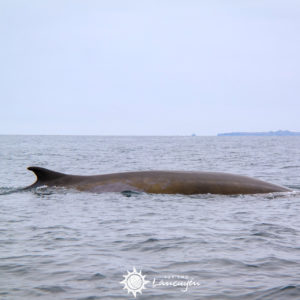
[26,167,290,195]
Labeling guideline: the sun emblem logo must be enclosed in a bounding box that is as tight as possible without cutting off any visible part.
[120,267,149,298]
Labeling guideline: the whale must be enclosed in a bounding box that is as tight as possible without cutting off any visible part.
[25,166,291,195]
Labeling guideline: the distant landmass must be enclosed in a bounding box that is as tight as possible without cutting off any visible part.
[217,130,300,136]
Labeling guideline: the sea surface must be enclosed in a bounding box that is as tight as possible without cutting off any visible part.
[0,135,300,300]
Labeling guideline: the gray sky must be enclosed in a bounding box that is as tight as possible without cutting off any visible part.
[0,0,299,135]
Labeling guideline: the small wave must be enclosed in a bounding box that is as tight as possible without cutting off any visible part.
[0,187,25,195]
[35,285,67,293]
[281,165,300,169]
[251,222,298,235]
[77,296,103,300]
[262,190,300,199]
[247,285,300,300]
[287,185,300,191]
[0,263,31,275]
[32,185,60,196]
[142,245,174,252]
[141,238,160,244]
[30,186,77,196]
[75,273,106,281]
[0,185,70,196]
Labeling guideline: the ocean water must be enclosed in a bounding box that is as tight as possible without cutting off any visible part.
[0,135,300,300]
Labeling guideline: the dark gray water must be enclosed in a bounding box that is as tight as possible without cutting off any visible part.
[1,136,300,300]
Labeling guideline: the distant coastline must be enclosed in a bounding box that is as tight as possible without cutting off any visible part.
[217,130,300,136]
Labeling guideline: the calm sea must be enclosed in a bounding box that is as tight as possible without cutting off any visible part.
[0,135,300,300]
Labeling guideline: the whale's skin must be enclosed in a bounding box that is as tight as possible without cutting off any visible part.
[25,166,291,195]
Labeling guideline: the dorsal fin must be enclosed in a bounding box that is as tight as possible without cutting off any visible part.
[27,166,66,185]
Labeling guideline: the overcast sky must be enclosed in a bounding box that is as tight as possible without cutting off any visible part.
[0,0,299,135]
